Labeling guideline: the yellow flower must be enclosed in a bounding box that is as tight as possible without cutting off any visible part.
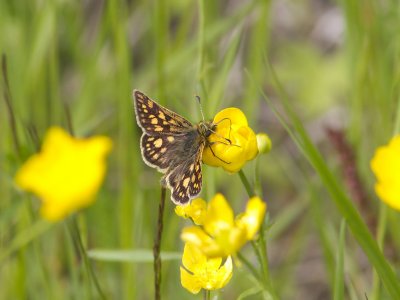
[180,243,233,294]
[181,193,267,257]
[15,127,112,221]
[175,198,207,225]
[203,108,258,173]
[371,135,400,210]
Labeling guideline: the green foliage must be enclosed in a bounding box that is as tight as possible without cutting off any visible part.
[1,0,400,299]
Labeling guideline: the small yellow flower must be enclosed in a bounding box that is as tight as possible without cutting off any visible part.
[180,243,233,294]
[256,133,272,154]
[175,198,207,225]
[15,127,112,221]
[371,135,400,210]
[181,193,267,257]
[203,108,258,173]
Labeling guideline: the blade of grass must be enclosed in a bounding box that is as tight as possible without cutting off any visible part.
[252,59,400,298]
[371,66,400,299]
[87,249,181,262]
[105,1,137,298]
[309,183,336,290]
[0,219,52,263]
[333,219,346,300]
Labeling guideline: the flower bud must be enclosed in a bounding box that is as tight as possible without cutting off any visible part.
[256,133,272,154]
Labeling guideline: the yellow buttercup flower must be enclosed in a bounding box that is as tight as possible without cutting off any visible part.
[203,108,258,173]
[180,243,233,294]
[175,198,207,225]
[371,135,400,210]
[181,193,267,257]
[15,127,112,221]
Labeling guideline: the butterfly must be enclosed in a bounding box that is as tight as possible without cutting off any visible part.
[133,90,219,205]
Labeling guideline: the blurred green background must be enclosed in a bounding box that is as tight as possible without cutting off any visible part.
[1,0,400,299]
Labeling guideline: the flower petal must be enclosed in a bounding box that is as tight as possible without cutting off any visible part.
[180,266,202,294]
[371,136,400,210]
[212,226,247,257]
[180,243,233,293]
[214,107,248,127]
[236,197,267,239]
[175,198,207,225]
[180,194,267,259]
[215,256,233,289]
[181,243,207,271]
[204,194,234,236]
[15,127,112,221]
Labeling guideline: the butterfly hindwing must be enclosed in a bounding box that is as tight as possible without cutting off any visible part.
[140,134,174,172]
[134,90,193,135]
[166,144,204,204]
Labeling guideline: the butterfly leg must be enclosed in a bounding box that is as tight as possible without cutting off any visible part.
[211,118,241,148]
[214,117,233,142]
[208,142,231,164]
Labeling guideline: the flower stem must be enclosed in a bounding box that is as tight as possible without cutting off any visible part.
[68,217,106,300]
[238,169,255,197]
[238,169,277,298]
[203,290,211,300]
[237,251,261,280]
[257,226,272,290]
[154,186,166,300]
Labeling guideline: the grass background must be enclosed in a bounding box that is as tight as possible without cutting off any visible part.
[1,0,400,299]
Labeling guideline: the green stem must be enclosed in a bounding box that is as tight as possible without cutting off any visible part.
[238,169,277,298]
[237,251,261,281]
[238,169,255,197]
[68,217,106,300]
[258,225,270,285]
[154,187,166,300]
[203,290,211,300]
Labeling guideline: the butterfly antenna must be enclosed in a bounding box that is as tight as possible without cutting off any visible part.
[196,95,205,121]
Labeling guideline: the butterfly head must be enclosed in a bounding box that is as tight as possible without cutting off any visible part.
[198,120,216,138]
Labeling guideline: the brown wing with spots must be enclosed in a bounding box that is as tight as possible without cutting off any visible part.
[165,144,204,204]
[133,90,193,135]
[140,134,180,173]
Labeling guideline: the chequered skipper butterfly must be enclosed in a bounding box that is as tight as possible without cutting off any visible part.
[133,90,218,205]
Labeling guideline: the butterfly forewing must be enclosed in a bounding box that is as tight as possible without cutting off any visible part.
[134,90,193,135]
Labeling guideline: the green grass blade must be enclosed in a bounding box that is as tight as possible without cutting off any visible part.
[87,249,181,263]
[333,219,346,300]
[257,59,400,298]
[0,219,52,263]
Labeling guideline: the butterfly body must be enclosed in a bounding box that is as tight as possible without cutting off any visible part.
[133,90,215,204]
